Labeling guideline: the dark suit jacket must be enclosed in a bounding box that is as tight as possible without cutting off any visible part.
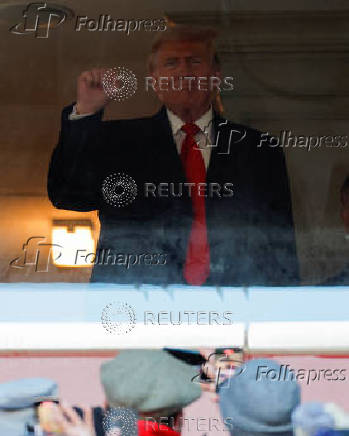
[321,264,349,286]
[47,103,299,287]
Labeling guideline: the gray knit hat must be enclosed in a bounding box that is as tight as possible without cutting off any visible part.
[100,350,201,416]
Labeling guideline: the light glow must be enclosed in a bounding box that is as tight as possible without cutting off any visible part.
[51,225,95,267]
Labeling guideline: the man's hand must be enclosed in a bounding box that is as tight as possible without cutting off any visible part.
[76,68,111,115]
[53,403,96,436]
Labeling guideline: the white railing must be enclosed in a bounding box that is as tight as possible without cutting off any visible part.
[0,283,348,352]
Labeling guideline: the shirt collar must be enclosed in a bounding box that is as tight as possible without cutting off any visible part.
[166,106,213,136]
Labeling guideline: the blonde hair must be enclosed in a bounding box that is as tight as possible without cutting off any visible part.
[147,24,220,72]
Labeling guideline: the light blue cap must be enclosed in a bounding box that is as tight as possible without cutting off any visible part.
[292,402,334,436]
[219,359,301,436]
[0,377,58,409]
[0,378,57,435]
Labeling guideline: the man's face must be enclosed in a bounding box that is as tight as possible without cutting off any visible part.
[151,40,220,112]
[341,192,349,233]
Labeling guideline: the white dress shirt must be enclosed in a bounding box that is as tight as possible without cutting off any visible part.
[166,107,213,169]
[69,105,214,169]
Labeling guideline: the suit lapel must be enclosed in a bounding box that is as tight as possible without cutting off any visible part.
[151,106,187,183]
[206,113,239,184]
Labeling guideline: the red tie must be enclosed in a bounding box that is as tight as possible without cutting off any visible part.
[180,123,210,286]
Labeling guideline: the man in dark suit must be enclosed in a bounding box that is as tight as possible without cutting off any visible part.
[48,26,299,287]
[322,175,349,286]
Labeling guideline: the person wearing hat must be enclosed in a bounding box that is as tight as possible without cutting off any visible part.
[0,377,58,435]
[218,358,301,436]
[54,350,202,436]
[292,401,349,436]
